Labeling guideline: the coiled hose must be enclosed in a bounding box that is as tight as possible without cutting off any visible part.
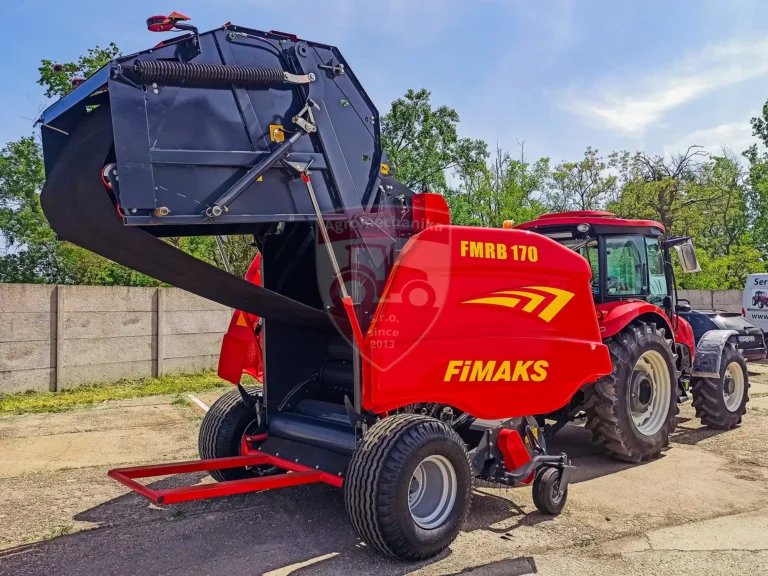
[126,59,285,86]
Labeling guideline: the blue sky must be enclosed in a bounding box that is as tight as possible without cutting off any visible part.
[2,0,768,165]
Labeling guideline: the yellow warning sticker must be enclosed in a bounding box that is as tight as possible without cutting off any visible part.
[235,312,248,327]
[380,163,390,175]
[269,124,285,143]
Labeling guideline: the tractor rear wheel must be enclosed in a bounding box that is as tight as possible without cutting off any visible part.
[585,322,679,462]
[198,387,277,481]
[344,414,472,561]
[692,343,749,430]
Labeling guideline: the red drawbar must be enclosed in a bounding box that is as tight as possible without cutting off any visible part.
[108,436,342,505]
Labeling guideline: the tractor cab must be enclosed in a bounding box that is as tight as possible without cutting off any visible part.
[516,211,700,317]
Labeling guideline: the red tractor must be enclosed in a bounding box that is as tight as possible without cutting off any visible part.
[753,290,768,308]
[515,212,749,460]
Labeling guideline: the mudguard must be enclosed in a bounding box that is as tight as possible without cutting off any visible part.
[362,225,612,419]
[596,300,673,339]
[218,255,264,384]
[692,330,738,378]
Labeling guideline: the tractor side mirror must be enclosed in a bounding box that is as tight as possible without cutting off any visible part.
[667,237,701,273]
[676,298,692,313]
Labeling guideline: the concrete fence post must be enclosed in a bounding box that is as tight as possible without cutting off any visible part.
[54,285,65,392]
[155,287,165,378]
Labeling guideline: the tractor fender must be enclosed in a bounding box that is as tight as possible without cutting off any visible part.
[692,330,738,378]
[597,301,673,340]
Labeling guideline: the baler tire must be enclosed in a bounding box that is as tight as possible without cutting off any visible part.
[584,322,679,463]
[532,467,567,515]
[198,387,275,482]
[344,414,472,561]
[692,344,749,430]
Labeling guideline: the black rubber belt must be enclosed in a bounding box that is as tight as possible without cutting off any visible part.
[40,105,333,331]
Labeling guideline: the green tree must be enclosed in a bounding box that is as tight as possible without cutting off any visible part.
[545,147,617,212]
[610,147,763,289]
[381,89,487,193]
[745,100,768,253]
[37,43,121,98]
[447,143,548,227]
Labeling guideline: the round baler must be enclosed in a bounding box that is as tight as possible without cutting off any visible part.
[35,14,739,562]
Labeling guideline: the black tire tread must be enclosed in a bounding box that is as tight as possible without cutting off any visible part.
[692,343,749,430]
[532,467,567,515]
[344,413,471,561]
[584,322,679,462]
[198,386,260,482]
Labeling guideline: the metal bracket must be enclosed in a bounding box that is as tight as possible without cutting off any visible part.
[292,99,319,133]
[318,61,345,76]
[284,71,316,84]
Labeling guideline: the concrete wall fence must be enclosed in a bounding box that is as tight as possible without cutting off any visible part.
[0,284,747,395]
[677,290,742,313]
[0,284,231,394]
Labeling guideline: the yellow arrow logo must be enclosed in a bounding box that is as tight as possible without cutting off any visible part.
[462,286,574,322]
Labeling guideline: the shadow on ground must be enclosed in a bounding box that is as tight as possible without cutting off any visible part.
[0,423,662,576]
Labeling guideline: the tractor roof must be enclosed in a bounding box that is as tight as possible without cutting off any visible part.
[516,211,665,235]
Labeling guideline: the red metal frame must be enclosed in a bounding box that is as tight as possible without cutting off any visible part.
[108,435,342,505]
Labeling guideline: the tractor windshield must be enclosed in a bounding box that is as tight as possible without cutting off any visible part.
[605,235,646,296]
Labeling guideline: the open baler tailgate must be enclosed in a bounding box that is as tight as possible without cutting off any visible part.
[38,24,406,328]
[41,105,330,328]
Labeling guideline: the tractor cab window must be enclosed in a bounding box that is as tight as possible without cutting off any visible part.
[604,235,647,296]
[645,237,668,305]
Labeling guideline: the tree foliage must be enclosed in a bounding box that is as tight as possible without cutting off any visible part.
[446,143,548,227]
[381,89,486,193]
[3,46,768,291]
[546,148,617,212]
[38,43,121,98]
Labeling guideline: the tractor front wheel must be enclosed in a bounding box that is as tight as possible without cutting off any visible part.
[585,322,678,462]
[692,343,749,430]
[344,414,472,561]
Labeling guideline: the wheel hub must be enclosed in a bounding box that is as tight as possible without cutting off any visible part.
[408,455,457,529]
[630,372,654,412]
[724,373,735,396]
[630,350,672,436]
[723,361,745,412]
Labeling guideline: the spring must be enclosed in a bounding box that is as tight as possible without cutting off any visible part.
[129,59,285,86]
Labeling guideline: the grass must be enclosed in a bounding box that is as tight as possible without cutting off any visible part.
[0,371,231,415]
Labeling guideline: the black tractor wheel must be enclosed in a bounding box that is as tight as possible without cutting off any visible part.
[532,467,567,515]
[584,322,679,462]
[344,414,472,561]
[198,387,277,482]
[692,343,749,430]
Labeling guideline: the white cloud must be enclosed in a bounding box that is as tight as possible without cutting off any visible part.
[564,40,768,133]
[664,122,756,156]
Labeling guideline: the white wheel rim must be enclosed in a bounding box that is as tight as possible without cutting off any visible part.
[630,350,672,436]
[408,455,457,529]
[723,361,745,412]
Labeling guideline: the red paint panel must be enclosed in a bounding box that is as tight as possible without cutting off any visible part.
[363,225,612,419]
[595,300,672,339]
[674,315,695,362]
[217,254,263,384]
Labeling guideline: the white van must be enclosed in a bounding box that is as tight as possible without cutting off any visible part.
[742,274,768,333]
